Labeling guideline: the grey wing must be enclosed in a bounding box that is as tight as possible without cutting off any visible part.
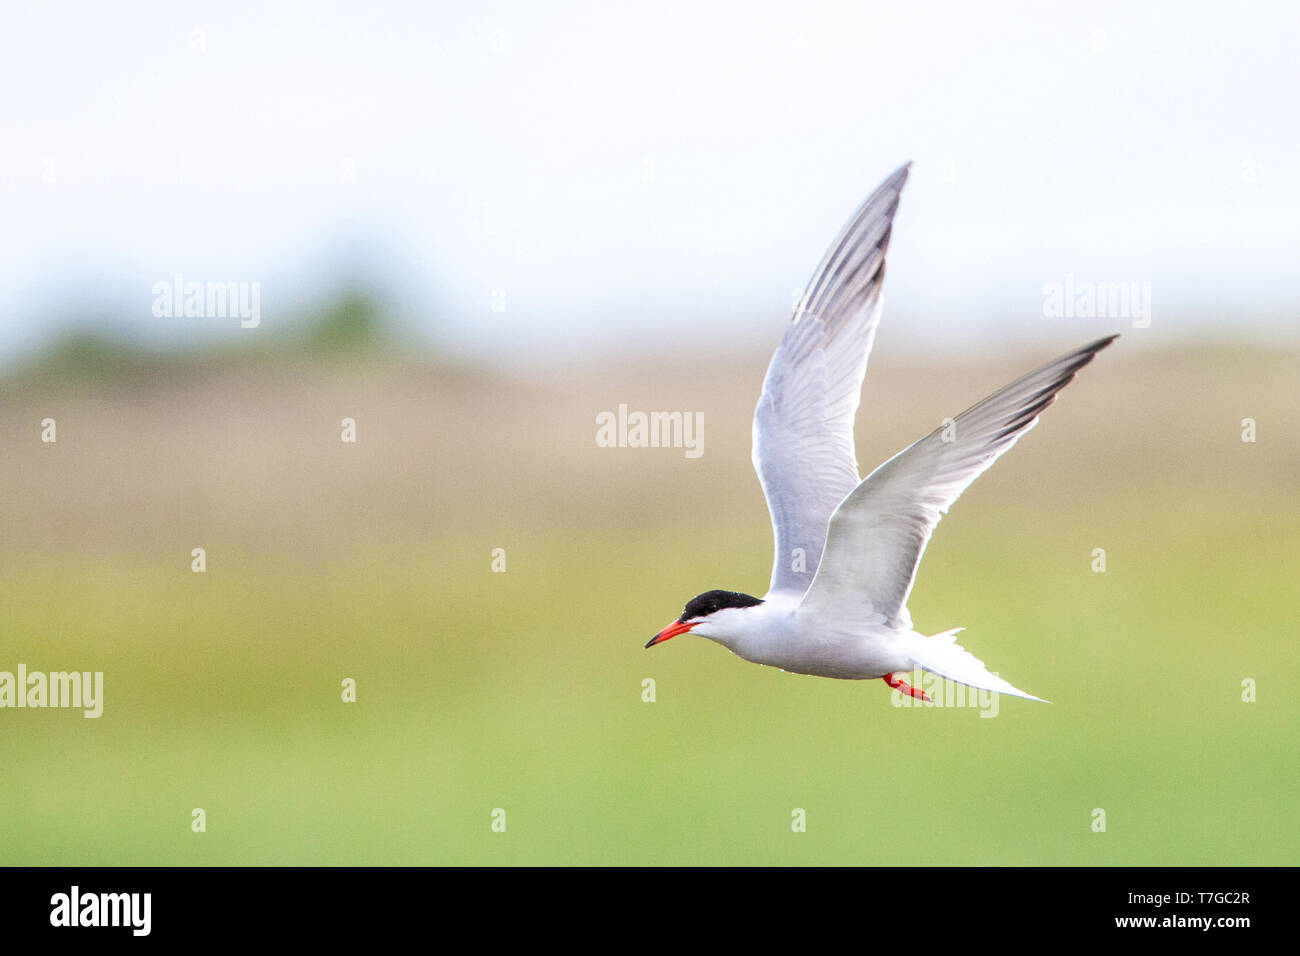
[799,335,1118,627]
[753,163,910,596]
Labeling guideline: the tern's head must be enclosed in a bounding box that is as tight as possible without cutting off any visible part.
[645,589,765,648]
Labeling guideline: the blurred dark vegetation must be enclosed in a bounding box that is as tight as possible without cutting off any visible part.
[5,288,426,385]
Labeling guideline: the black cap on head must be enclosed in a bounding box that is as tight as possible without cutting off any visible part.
[680,590,764,621]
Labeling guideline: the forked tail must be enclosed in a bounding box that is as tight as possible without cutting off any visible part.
[904,628,1047,702]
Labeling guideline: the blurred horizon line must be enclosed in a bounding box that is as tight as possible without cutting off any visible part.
[5,280,1295,386]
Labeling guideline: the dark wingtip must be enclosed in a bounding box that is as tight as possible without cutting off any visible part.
[1076,333,1121,366]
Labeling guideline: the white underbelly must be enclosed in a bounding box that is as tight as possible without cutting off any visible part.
[730,627,911,680]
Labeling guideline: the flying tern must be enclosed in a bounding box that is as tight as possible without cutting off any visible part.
[645,163,1116,702]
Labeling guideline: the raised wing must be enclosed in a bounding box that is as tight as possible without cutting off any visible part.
[753,163,911,596]
[799,335,1118,628]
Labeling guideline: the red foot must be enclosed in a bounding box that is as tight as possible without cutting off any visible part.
[883,673,931,702]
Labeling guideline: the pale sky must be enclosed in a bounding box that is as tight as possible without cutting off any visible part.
[2,0,1297,366]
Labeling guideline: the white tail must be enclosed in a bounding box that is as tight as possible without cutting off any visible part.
[905,628,1047,702]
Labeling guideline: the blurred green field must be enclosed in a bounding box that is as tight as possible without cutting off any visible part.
[1,339,1297,865]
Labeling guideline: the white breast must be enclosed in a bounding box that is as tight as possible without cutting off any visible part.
[714,593,913,680]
